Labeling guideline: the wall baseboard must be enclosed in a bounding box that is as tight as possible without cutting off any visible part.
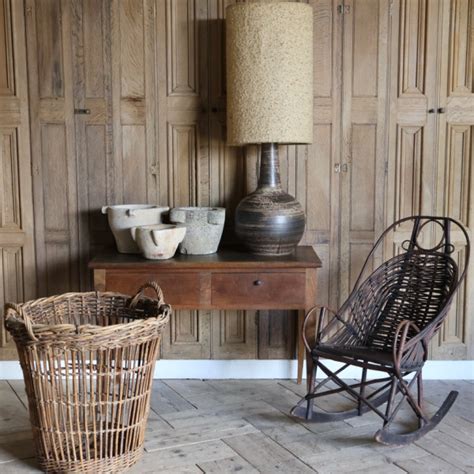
[1,359,473,380]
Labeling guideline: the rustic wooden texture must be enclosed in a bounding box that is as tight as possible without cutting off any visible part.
[386,0,474,360]
[337,0,390,300]
[91,248,320,375]
[0,0,35,359]
[0,379,472,472]
[1,0,472,362]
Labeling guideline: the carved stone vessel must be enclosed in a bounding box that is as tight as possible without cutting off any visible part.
[170,207,225,255]
[102,204,169,254]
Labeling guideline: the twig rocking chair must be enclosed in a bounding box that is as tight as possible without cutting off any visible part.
[291,216,470,445]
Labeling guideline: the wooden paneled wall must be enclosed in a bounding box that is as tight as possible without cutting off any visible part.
[0,0,472,361]
[0,0,35,359]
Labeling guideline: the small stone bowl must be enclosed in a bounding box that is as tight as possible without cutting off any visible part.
[131,224,186,260]
[169,207,226,255]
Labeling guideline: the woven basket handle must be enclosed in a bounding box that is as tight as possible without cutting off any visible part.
[5,302,38,341]
[129,281,165,308]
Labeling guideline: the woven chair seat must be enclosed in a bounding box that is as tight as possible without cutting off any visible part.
[314,344,393,365]
[313,344,423,370]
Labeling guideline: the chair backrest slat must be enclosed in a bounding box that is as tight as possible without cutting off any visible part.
[332,216,469,352]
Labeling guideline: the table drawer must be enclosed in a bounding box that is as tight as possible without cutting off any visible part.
[105,272,204,306]
[211,272,306,307]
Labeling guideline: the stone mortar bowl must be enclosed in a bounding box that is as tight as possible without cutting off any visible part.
[102,204,169,254]
[131,224,186,260]
[169,207,226,255]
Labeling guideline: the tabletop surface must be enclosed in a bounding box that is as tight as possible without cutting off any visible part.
[89,246,321,270]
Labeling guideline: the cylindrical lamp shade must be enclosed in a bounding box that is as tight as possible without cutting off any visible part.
[226,2,313,145]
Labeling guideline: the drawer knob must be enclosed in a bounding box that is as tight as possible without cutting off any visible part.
[253,280,263,286]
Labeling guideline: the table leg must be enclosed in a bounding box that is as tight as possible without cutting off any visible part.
[297,309,305,384]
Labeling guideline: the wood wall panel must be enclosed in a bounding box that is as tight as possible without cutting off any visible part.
[444,126,471,223]
[36,0,64,98]
[212,310,257,359]
[27,0,80,297]
[157,0,213,358]
[387,0,474,360]
[168,123,198,206]
[386,0,439,242]
[399,0,426,96]
[350,124,376,232]
[432,0,474,359]
[122,125,147,202]
[340,0,389,299]
[448,0,473,94]
[41,124,69,231]
[394,126,423,221]
[352,0,378,98]
[0,129,20,228]
[0,247,23,349]
[82,0,105,98]
[301,0,341,311]
[0,0,35,359]
[72,0,113,290]
[167,0,198,96]
[120,0,145,98]
[161,310,211,359]
[258,310,296,359]
[7,0,472,363]
[313,0,332,98]
[0,0,14,96]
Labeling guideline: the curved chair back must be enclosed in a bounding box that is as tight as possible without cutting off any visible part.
[334,216,470,350]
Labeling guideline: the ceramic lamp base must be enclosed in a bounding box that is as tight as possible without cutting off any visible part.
[235,143,305,256]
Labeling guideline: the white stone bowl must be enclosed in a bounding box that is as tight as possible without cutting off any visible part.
[131,224,186,260]
[102,204,169,254]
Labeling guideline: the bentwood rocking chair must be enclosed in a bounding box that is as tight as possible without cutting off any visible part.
[291,216,470,445]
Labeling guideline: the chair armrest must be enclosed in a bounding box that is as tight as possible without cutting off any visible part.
[392,320,428,372]
[302,305,339,353]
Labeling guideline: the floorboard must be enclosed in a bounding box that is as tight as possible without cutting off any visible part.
[0,379,472,473]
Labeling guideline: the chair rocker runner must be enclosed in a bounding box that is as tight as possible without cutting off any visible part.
[291,216,470,445]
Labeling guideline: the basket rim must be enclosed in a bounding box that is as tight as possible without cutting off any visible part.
[5,290,171,338]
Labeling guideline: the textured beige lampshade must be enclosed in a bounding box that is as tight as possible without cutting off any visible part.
[226,2,313,146]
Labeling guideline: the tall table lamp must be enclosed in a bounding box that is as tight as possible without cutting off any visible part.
[226,2,313,256]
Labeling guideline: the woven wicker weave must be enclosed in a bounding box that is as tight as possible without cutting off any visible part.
[5,281,170,473]
[291,216,470,445]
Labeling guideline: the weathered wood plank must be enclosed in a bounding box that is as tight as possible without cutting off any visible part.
[134,440,236,471]
[197,455,259,474]
[1,379,473,474]
[223,432,313,472]
[0,381,29,433]
[149,380,196,415]
[144,419,258,452]
[415,429,474,471]
[0,429,35,464]
[395,455,466,474]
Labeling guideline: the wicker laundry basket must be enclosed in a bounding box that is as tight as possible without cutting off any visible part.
[5,282,170,473]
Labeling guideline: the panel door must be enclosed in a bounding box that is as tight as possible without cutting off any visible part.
[302,0,342,310]
[156,0,212,358]
[26,0,80,296]
[339,0,391,302]
[385,0,441,281]
[0,0,35,360]
[433,0,473,359]
[71,0,114,290]
[386,0,441,231]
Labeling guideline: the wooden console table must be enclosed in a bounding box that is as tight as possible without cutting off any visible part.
[89,246,321,384]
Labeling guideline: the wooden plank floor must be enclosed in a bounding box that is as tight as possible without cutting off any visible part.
[0,379,472,473]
